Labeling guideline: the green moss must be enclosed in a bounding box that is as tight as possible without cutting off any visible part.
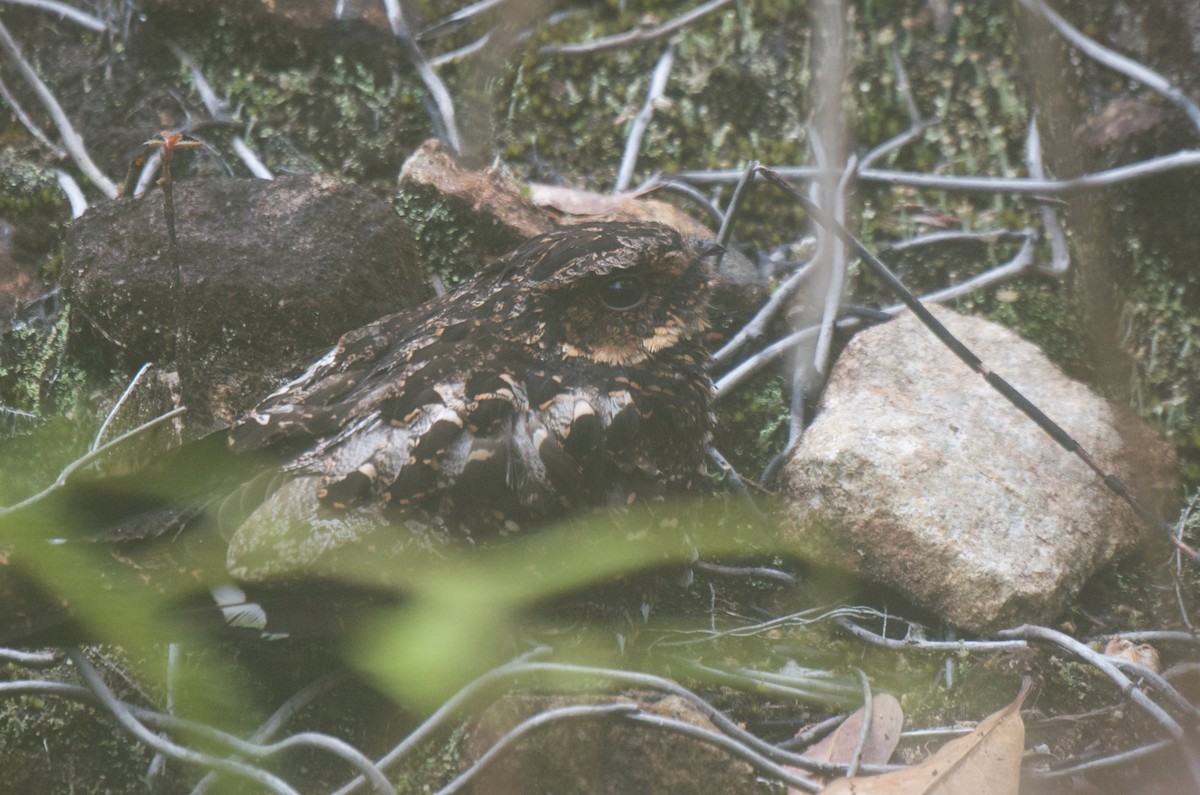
[0,657,154,794]
[393,188,529,287]
[0,152,66,220]
[0,310,75,415]
[1124,247,1200,486]
[712,373,789,479]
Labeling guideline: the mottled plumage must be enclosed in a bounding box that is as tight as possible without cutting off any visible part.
[219,221,717,581]
[0,222,718,642]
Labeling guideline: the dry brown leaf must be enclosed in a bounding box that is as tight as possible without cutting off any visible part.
[821,679,1031,795]
[786,694,904,794]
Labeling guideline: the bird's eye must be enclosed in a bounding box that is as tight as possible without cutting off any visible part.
[598,275,646,311]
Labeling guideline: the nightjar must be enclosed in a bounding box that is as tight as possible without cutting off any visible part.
[212,220,719,582]
[1,221,719,641]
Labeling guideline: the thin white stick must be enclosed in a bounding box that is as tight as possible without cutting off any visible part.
[0,406,186,516]
[0,0,112,33]
[859,45,927,170]
[382,0,463,155]
[615,41,675,192]
[713,234,1036,398]
[0,16,118,197]
[419,0,508,40]
[232,136,274,179]
[812,154,856,377]
[53,168,88,217]
[169,42,274,179]
[168,42,228,119]
[1025,115,1070,275]
[134,149,162,197]
[540,0,734,56]
[68,650,302,795]
[0,73,64,157]
[92,362,152,451]
[674,149,1200,193]
[710,259,816,366]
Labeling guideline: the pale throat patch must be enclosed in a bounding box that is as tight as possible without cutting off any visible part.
[562,321,687,366]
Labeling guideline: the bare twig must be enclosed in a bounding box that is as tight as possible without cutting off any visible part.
[190,674,346,795]
[67,650,303,795]
[882,227,1029,252]
[810,150,856,378]
[52,168,87,217]
[382,0,463,155]
[709,258,815,366]
[418,0,509,41]
[519,661,888,775]
[1025,115,1070,275]
[704,445,762,516]
[614,40,676,192]
[1033,738,1175,779]
[713,234,1036,398]
[0,406,186,516]
[777,712,849,751]
[433,703,638,795]
[230,136,274,179]
[1018,0,1200,132]
[133,149,163,197]
[1173,494,1199,633]
[692,561,798,585]
[169,41,274,179]
[913,232,1036,304]
[715,159,759,248]
[835,616,1028,652]
[0,0,113,33]
[674,149,1200,194]
[145,132,201,361]
[997,624,1200,787]
[1106,658,1200,724]
[0,647,61,667]
[427,33,490,66]
[539,0,734,56]
[93,362,153,451]
[0,16,118,197]
[638,177,725,227]
[859,45,928,170]
[847,668,872,777]
[622,711,824,793]
[330,647,552,795]
[0,73,64,157]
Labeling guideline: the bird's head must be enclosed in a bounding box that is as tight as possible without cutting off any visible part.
[484,221,717,367]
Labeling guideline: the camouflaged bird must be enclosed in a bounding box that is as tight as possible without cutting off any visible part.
[215,221,718,582]
[0,220,717,642]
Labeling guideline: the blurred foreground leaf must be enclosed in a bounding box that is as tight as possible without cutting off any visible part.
[353,500,776,710]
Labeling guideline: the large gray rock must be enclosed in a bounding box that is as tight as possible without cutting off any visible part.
[64,174,429,430]
[779,308,1175,632]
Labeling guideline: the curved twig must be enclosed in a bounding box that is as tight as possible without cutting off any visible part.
[0,16,118,197]
[614,40,676,192]
[383,0,462,154]
[1018,0,1200,132]
[540,0,734,56]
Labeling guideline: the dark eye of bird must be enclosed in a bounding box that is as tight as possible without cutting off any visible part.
[597,275,646,311]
